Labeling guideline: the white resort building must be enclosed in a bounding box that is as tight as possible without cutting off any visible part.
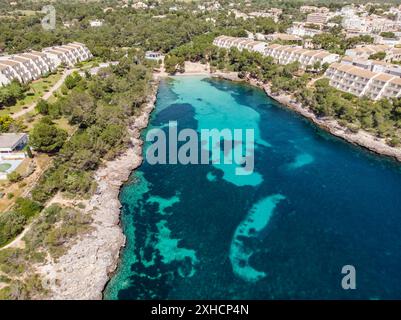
[325,60,401,100]
[213,36,267,54]
[287,22,323,38]
[214,35,401,100]
[0,59,31,83]
[0,63,21,85]
[0,133,28,180]
[213,36,340,69]
[0,42,92,87]
[145,51,165,61]
[263,44,340,68]
[306,12,330,24]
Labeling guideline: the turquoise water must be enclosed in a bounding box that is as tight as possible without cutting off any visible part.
[104,76,401,299]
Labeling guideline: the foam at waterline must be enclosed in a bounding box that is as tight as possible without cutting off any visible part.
[229,194,286,282]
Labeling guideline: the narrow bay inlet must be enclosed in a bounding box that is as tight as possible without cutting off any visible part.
[105,76,401,299]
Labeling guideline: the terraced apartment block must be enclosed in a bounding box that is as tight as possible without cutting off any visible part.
[0,42,93,86]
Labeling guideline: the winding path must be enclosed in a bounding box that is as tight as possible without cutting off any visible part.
[11,68,77,119]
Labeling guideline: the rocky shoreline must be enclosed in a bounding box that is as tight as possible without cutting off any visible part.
[213,73,401,163]
[37,80,159,300]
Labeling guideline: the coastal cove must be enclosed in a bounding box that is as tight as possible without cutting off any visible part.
[104,75,401,299]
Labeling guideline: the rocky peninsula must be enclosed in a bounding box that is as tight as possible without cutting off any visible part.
[36,80,159,300]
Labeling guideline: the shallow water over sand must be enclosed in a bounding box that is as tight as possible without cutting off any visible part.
[105,76,401,299]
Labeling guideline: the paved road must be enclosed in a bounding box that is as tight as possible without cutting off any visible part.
[11,68,77,119]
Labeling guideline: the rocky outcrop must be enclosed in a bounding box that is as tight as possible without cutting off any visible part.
[36,82,158,300]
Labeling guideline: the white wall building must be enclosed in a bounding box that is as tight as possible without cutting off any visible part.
[0,133,28,153]
[343,13,401,34]
[300,6,330,14]
[306,12,330,24]
[89,19,104,27]
[342,56,401,77]
[43,42,93,67]
[345,44,401,62]
[0,43,92,87]
[213,36,339,69]
[0,59,29,83]
[0,65,12,86]
[213,36,267,54]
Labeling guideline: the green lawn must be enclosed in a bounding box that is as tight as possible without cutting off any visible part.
[0,164,11,173]
[77,57,102,70]
[0,72,63,117]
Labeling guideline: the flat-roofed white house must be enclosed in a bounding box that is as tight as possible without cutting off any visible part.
[89,19,104,27]
[19,53,52,75]
[0,133,28,153]
[0,133,28,180]
[43,43,93,67]
[287,22,323,38]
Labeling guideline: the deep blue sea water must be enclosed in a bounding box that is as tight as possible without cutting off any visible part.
[104,76,401,300]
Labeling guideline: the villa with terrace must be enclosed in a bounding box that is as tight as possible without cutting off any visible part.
[0,133,28,180]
